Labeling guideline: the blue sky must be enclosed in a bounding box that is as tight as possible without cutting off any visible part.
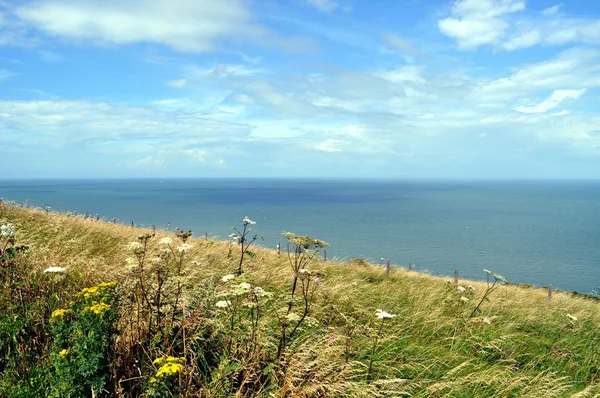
[1,0,600,179]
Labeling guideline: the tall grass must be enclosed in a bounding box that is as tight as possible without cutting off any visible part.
[1,202,600,397]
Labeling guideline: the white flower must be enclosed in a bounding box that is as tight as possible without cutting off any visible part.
[43,266,67,274]
[375,309,397,319]
[238,282,252,290]
[128,242,144,252]
[299,269,311,275]
[566,313,578,321]
[243,217,256,225]
[151,257,162,264]
[460,296,470,303]
[176,243,193,253]
[482,317,492,325]
[456,286,466,293]
[483,269,491,274]
[159,237,173,245]
[1,223,15,238]
[215,300,231,308]
[286,313,301,322]
[228,233,240,244]
[467,285,475,291]
[221,274,236,282]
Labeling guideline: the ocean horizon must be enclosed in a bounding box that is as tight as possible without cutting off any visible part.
[1,178,599,294]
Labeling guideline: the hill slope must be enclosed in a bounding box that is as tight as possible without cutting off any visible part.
[1,203,599,397]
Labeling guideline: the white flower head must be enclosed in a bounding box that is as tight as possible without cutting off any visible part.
[566,313,578,322]
[483,269,492,274]
[43,266,67,274]
[151,256,162,264]
[375,309,397,320]
[221,274,236,282]
[286,313,301,322]
[460,296,470,303]
[228,233,240,244]
[243,217,256,225]
[0,223,15,238]
[215,300,231,309]
[238,282,252,290]
[159,237,173,245]
[128,242,144,252]
[482,317,492,325]
[467,285,475,291]
[176,243,193,253]
[456,286,466,293]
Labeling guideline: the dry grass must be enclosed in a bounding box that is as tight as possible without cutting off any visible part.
[3,203,600,397]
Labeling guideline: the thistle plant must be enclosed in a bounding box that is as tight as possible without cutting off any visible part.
[230,217,261,275]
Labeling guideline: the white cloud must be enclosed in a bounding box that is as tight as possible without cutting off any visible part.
[315,138,344,152]
[380,33,422,58]
[13,0,317,53]
[438,0,525,50]
[502,30,541,50]
[439,0,600,51]
[303,0,338,13]
[542,5,561,16]
[0,68,15,81]
[515,89,586,113]
[165,79,188,88]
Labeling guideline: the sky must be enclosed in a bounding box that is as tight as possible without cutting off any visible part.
[1,0,600,179]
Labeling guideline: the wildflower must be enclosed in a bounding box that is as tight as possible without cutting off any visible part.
[125,257,136,267]
[494,273,507,283]
[88,301,111,315]
[97,281,116,289]
[0,223,14,238]
[243,217,256,225]
[44,266,67,274]
[78,286,100,299]
[483,269,492,274]
[59,348,70,357]
[467,285,475,291]
[128,241,144,252]
[159,237,173,245]
[176,243,193,253]
[229,233,240,243]
[566,313,578,322]
[221,274,235,282]
[151,356,185,382]
[151,256,162,264]
[286,313,301,322]
[215,300,231,308]
[482,317,492,325]
[456,286,466,293]
[253,286,268,297]
[153,356,185,366]
[375,309,397,319]
[51,308,71,318]
[238,282,252,290]
[460,296,470,303]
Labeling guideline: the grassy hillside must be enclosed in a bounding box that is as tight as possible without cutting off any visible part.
[1,202,600,397]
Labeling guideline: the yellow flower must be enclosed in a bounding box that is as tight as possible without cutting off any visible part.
[97,281,117,289]
[78,286,100,299]
[88,301,111,315]
[153,356,185,366]
[51,308,70,319]
[59,348,70,357]
[155,362,184,379]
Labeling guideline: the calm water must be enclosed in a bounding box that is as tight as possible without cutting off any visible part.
[1,179,599,294]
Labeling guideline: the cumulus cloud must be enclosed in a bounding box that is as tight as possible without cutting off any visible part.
[439,0,600,51]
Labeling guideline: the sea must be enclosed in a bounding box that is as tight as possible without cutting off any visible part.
[1,179,599,294]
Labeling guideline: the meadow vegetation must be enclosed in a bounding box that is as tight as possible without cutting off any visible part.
[1,202,600,397]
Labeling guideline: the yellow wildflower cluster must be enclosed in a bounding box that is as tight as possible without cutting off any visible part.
[51,308,71,319]
[77,281,117,300]
[150,356,185,383]
[59,348,70,357]
[87,301,111,315]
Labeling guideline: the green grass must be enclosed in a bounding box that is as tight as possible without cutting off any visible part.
[1,203,600,397]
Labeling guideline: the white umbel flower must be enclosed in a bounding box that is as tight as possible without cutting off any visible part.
[128,242,144,251]
[215,300,231,308]
[176,243,193,253]
[221,274,235,282]
[243,217,256,225]
[566,313,578,322]
[375,309,396,319]
[43,266,67,274]
[1,223,15,238]
[460,296,470,303]
[159,237,173,245]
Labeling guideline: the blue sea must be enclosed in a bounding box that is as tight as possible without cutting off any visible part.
[1,179,599,294]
